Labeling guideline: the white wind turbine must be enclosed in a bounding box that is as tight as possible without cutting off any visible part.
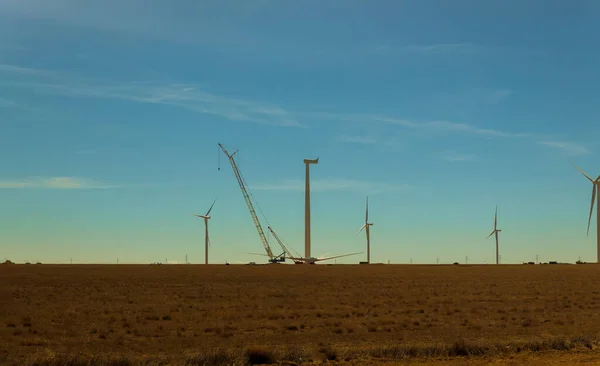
[486,205,502,265]
[194,198,217,265]
[358,196,374,264]
[570,161,600,263]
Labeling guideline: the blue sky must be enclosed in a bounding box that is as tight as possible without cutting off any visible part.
[1,0,600,264]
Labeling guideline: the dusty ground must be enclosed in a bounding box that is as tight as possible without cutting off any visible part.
[1,263,600,364]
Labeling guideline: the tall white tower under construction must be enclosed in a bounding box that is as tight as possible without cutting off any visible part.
[304,157,319,258]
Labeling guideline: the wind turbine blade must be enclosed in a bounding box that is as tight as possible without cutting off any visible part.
[206,197,217,216]
[587,184,596,236]
[357,224,367,235]
[246,252,270,257]
[486,231,495,239]
[570,160,596,183]
[316,252,363,261]
[365,196,369,223]
[494,205,498,230]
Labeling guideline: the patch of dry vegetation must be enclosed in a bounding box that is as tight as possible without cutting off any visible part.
[6,336,600,365]
[1,264,600,364]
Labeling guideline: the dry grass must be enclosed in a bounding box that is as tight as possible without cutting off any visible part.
[2,263,600,364]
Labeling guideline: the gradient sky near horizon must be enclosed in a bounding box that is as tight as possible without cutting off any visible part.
[1,0,600,265]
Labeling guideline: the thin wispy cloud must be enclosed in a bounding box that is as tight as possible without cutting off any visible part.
[439,151,478,162]
[0,2,491,65]
[0,1,266,50]
[335,135,378,144]
[0,63,586,154]
[316,112,587,155]
[403,43,485,54]
[75,150,99,155]
[371,43,488,56]
[316,113,530,139]
[470,88,514,105]
[1,66,303,127]
[0,177,115,189]
[536,140,589,156]
[0,98,16,108]
[0,45,31,52]
[379,117,530,138]
[0,64,49,75]
[251,178,409,194]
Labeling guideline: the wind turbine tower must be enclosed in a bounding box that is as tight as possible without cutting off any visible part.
[570,161,600,263]
[486,205,502,265]
[194,198,217,265]
[358,196,374,264]
[304,157,319,258]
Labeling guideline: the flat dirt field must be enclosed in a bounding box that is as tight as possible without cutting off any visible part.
[2,263,600,365]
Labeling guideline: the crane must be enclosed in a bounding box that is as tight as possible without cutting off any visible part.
[259,225,362,265]
[218,143,284,264]
[268,226,304,264]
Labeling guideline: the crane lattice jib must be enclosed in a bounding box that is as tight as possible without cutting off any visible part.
[267,226,291,257]
[218,143,274,259]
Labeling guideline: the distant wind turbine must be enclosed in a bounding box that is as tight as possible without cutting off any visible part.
[486,205,502,265]
[570,161,600,263]
[358,196,374,264]
[194,198,217,265]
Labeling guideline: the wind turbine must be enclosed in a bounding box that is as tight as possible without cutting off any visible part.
[570,161,600,263]
[358,196,374,264]
[194,198,217,265]
[304,157,319,258]
[486,205,502,265]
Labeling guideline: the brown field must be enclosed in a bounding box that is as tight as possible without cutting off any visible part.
[2,263,600,365]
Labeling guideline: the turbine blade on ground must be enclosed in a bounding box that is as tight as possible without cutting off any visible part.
[246,253,270,257]
[316,252,363,261]
[587,184,596,236]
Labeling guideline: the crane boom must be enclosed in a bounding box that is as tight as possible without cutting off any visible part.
[268,226,301,258]
[268,226,304,264]
[218,143,275,259]
[268,226,292,257]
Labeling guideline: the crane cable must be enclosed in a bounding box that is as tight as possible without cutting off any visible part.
[274,229,302,258]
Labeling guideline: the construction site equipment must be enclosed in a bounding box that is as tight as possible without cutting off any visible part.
[268,226,304,264]
[264,226,362,265]
[218,143,284,264]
